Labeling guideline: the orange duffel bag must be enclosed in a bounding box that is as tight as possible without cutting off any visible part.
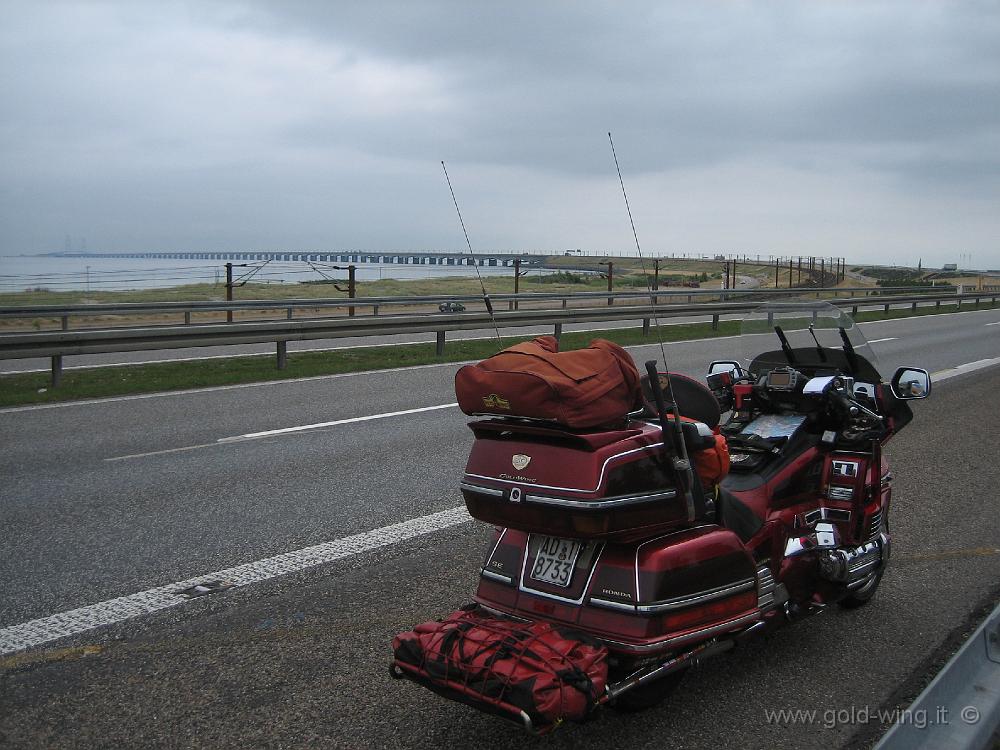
[455,336,642,429]
[689,427,730,487]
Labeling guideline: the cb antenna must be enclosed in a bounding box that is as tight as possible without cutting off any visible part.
[608,132,668,369]
[441,160,503,350]
[609,132,697,520]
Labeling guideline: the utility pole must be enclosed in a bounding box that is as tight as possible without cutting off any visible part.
[331,264,357,316]
[820,258,825,289]
[788,257,793,288]
[599,261,614,306]
[225,262,234,323]
[774,258,780,288]
[511,257,528,311]
[653,258,660,291]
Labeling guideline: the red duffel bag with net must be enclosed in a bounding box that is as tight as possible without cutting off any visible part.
[392,605,608,730]
[454,336,642,429]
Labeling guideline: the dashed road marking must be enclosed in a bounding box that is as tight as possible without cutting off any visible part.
[104,403,462,461]
[218,403,459,442]
[931,356,1000,382]
[0,505,472,656]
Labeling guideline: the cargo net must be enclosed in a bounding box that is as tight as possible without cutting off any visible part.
[392,604,608,733]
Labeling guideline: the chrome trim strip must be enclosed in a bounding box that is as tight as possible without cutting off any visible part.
[480,568,514,584]
[517,536,605,606]
[636,579,756,614]
[827,487,854,501]
[461,482,504,497]
[464,441,666,494]
[757,566,776,601]
[598,612,761,654]
[589,597,637,613]
[523,489,677,510]
[485,527,507,563]
[805,507,853,524]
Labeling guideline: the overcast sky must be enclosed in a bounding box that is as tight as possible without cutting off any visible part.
[1,1,997,267]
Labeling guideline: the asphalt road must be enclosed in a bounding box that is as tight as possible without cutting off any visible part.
[1,307,999,748]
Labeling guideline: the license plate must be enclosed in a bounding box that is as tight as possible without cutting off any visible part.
[529,536,583,588]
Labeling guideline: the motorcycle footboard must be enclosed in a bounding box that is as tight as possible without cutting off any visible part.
[391,604,608,734]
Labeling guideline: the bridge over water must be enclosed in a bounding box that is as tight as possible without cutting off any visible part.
[50,251,544,268]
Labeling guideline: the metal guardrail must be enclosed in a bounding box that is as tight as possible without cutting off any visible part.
[0,286,952,325]
[874,601,1000,750]
[1,290,996,386]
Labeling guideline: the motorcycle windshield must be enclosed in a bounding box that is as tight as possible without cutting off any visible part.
[738,301,882,382]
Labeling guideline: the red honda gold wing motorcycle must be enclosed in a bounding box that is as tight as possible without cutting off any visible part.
[391,301,930,732]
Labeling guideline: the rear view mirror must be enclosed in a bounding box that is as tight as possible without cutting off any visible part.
[708,360,744,378]
[891,367,931,400]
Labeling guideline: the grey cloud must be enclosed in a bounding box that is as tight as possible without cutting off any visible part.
[0,0,997,263]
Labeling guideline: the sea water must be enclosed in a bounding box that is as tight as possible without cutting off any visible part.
[0,254,546,293]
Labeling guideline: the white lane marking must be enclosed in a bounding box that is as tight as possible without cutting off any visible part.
[931,357,1000,382]
[0,505,472,656]
[986,321,1000,326]
[103,403,461,461]
[867,337,898,344]
[104,442,226,462]
[221,403,459,442]
[857,307,998,325]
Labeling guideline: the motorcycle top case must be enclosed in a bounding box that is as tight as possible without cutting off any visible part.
[461,418,707,541]
[392,604,608,732]
[454,336,642,430]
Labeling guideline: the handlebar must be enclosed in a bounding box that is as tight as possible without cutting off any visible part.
[827,388,855,416]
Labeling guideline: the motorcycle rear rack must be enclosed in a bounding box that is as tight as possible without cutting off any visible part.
[390,660,559,736]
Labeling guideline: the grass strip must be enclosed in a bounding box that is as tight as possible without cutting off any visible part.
[0,300,994,408]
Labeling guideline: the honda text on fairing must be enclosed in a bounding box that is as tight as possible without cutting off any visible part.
[390,301,930,733]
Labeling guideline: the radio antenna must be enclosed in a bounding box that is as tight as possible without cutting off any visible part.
[609,132,697,518]
[608,132,669,368]
[441,160,503,350]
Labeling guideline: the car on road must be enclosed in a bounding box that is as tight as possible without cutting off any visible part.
[438,301,466,312]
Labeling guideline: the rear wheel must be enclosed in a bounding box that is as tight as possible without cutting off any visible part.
[609,667,687,713]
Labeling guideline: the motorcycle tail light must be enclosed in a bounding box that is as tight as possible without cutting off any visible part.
[661,591,757,632]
